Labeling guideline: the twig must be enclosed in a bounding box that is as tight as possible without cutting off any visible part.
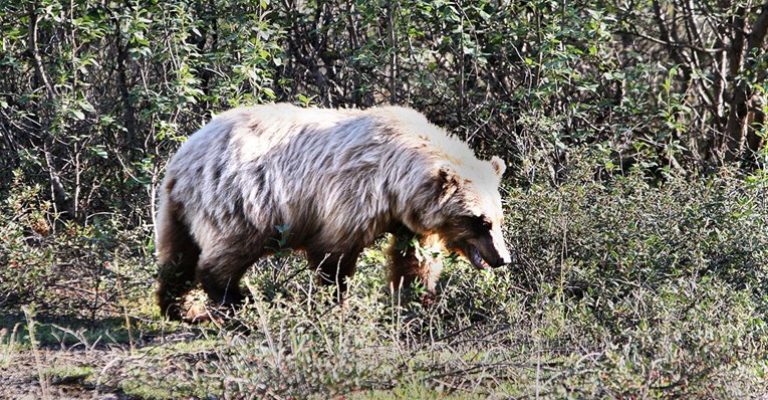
[27,2,56,100]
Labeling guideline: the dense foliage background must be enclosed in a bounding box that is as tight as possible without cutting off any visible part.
[3,0,768,222]
[1,1,768,398]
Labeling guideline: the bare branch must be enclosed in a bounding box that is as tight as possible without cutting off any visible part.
[27,2,56,101]
[615,29,726,52]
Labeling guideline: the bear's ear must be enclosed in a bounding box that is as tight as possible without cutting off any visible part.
[490,156,506,177]
[438,167,460,206]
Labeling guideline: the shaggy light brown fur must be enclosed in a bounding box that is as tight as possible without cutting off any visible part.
[156,103,510,319]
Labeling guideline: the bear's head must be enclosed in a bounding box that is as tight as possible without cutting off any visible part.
[429,156,512,270]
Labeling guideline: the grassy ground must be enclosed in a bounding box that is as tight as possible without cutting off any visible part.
[2,165,768,399]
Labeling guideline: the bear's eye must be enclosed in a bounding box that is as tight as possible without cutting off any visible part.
[468,215,492,231]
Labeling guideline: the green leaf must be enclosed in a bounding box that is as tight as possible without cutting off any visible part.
[70,109,85,120]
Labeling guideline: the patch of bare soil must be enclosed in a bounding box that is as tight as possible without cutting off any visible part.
[0,349,131,399]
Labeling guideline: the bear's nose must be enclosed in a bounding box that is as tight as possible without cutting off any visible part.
[492,254,511,268]
[488,254,511,268]
[494,246,512,267]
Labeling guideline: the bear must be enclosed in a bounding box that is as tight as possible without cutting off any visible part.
[155,103,511,320]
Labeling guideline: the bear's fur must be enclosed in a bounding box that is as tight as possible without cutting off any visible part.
[156,103,511,319]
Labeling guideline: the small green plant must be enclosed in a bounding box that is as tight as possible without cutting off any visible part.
[0,324,21,369]
[268,224,292,256]
[22,305,51,400]
[46,365,94,385]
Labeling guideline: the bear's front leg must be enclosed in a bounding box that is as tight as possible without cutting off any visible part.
[196,245,260,310]
[387,232,444,298]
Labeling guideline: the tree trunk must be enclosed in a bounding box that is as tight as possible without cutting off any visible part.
[722,3,768,161]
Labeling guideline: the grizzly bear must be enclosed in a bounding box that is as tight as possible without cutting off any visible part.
[156,103,511,319]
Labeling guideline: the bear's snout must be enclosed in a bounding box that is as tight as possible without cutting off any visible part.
[488,250,511,268]
[495,252,512,268]
[465,231,512,270]
[489,229,512,268]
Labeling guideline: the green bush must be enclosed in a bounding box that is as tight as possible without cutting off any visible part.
[0,171,155,319]
[95,160,766,399]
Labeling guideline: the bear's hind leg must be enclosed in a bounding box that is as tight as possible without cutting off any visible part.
[156,201,201,320]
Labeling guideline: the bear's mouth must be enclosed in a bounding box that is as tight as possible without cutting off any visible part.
[466,245,491,270]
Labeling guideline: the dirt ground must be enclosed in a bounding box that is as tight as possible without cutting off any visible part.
[1,349,124,399]
[0,317,205,400]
